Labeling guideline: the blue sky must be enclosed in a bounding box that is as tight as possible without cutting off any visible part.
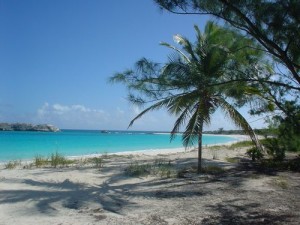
[0,0,266,131]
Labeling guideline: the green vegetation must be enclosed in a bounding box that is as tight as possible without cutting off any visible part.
[261,103,300,161]
[177,165,225,177]
[273,176,289,189]
[126,162,151,177]
[247,147,264,161]
[50,152,74,168]
[155,0,300,91]
[4,160,21,169]
[259,157,300,172]
[111,22,263,173]
[88,157,105,168]
[207,145,225,151]
[154,0,300,164]
[4,152,110,169]
[34,155,49,168]
[228,141,254,150]
[225,157,240,164]
[125,160,175,178]
[33,152,74,168]
[202,165,225,175]
[204,129,270,136]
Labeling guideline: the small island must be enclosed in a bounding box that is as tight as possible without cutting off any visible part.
[0,123,60,132]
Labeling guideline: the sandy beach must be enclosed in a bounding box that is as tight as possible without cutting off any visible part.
[0,136,299,225]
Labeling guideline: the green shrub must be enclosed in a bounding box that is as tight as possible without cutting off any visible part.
[259,157,300,172]
[263,101,300,160]
[261,138,285,161]
[247,147,264,161]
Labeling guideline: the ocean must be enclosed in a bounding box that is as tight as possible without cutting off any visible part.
[0,130,237,162]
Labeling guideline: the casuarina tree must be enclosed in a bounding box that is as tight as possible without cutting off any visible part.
[110,22,263,172]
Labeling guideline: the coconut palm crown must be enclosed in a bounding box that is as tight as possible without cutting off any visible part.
[110,22,263,172]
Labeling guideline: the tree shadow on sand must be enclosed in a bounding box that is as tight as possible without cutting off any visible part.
[202,198,294,225]
[0,157,299,223]
[0,162,209,216]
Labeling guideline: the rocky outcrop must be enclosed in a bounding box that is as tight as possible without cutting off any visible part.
[0,123,60,132]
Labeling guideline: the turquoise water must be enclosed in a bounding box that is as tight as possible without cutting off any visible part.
[0,130,236,161]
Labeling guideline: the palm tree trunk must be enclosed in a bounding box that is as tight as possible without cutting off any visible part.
[197,120,203,174]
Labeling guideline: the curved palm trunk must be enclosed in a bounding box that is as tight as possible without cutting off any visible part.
[197,120,204,173]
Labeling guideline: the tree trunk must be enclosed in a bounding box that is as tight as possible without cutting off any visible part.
[197,121,203,174]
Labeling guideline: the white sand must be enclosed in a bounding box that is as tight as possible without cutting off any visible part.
[0,135,299,225]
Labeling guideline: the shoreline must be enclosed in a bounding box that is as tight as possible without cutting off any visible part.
[70,134,249,158]
[0,134,249,165]
[1,134,297,225]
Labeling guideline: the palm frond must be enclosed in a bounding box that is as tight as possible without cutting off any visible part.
[181,104,203,147]
[160,42,191,63]
[128,98,171,128]
[128,92,191,128]
[173,34,198,62]
[167,91,201,140]
[217,97,263,151]
[170,104,192,141]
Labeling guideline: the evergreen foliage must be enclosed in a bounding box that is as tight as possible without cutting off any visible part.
[111,22,263,172]
[154,0,300,88]
[154,0,300,161]
[263,102,300,160]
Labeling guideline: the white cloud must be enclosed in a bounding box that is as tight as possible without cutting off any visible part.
[36,103,109,129]
[0,101,267,131]
[34,102,171,130]
[0,100,266,131]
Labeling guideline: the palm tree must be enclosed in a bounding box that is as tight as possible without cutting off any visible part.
[110,22,263,173]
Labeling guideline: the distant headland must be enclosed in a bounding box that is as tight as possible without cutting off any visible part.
[0,123,60,132]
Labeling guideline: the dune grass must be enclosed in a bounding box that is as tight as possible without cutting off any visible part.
[34,154,49,168]
[32,152,75,168]
[4,160,21,169]
[32,152,109,169]
[229,141,254,149]
[125,159,175,178]
[88,157,105,168]
[225,157,240,163]
[273,176,289,189]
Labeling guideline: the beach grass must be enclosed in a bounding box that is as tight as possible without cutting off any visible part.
[34,155,49,168]
[202,165,225,174]
[211,149,220,160]
[125,162,151,177]
[229,141,254,149]
[273,176,289,189]
[125,159,175,178]
[225,157,240,163]
[88,156,105,168]
[4,160,21,169]
[207,145,226,150]
[50,152,75,168]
